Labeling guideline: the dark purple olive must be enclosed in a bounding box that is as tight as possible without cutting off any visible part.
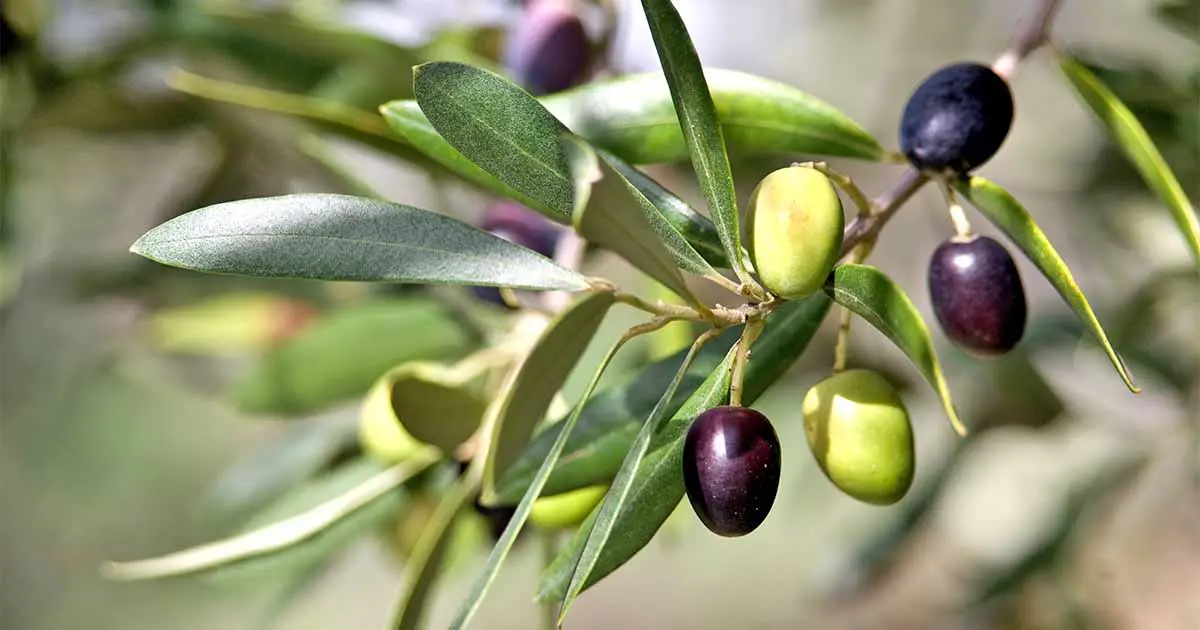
[928,235,1027,356]
[502,0,592,95]
[474,201,562,307]
[683,406,781,537]
[900,62,1014,174]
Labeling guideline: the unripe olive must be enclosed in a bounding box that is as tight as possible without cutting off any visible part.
[529,485,608,531]
[802,370,914,505]
[746,166,845,299]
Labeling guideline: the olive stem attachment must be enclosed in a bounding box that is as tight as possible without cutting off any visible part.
[589,278,762,328]
[831,244,871,373]
[799,161,873,218]
[728,317,765,407]
[938,178,974,238]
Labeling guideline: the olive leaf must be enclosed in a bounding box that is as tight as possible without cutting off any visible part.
[492,328,738,505]
[1058,54,1200,267]
[956,176,1140,392]
[561,135,710,304]
[639,0,748,282]
[538,293,832,602]
[449,326,641,630]
[131,194,591,291]
[102,453,439,581]
[541,69,887,164]
[556,327,718,623]
[825,264,968,436]
[481,292,617,501]
[230,299,471,415]
[413,62,575,220]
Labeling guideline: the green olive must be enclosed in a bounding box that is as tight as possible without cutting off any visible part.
[801,369,914,505]
[746,165,844,298]
[529,485,608,530]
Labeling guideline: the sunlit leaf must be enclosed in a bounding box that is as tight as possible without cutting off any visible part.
[481,292,616,500]
[1059,54,1200,267]
[102,453,438,581]
[556,328,715,623]
[826,264,967,435]
[131,194,591,290]
[562,135,707,303]
[639,0,747,279]
[537,293,832,601]
[230,299,471,415]
[542,69,887,164]
[956,176,1141,392]
[413,62,574,219]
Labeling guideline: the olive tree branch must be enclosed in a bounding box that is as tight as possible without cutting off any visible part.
[838,0,1064,258]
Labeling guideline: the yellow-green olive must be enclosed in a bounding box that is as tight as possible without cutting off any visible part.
[358,375,425,464]
[358,362,486,464]
[746,165,844,298]
[529,485,608,530]
[801,369,914,505]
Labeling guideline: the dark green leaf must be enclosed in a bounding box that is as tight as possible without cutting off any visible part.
[231,299,471,415]
[537,293,832,601]
[542,69,887,164]
[1059,55,1200,267]
[201,415,360,527]
[825,263,968,435]
[102,454,439,581]
[602,152,729,268]
[414,62,574,219]
[482,292,617,500]
[1156,0,1200,42]
[956,176,1141,392]
[639,0,747,279]
[557,327,714,622]
[131,194,591,290]
[492,328,738,505]
[449,329,633,630]
[378,101,546,211]
[562,136,707,302]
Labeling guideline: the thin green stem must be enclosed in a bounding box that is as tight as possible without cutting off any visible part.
[728,318,764,407]
[801,161,873,217]
[938,179,973,238]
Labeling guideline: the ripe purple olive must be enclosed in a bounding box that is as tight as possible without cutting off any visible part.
[682,406,781,537]
[502,0,592,95]
[899,62,1014,174]
[928,235,1027,356]
[473,201,562,307]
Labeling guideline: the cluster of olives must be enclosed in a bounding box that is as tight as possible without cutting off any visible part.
[502,0,594,96]
[682,62,1028,535]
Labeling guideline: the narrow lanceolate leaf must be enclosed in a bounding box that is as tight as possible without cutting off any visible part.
[167,71,425,164]
[537,293,832,602]
[379,101,545,213]
[562,135,708,304]
[557,329,715,623]
[102,453,439,581]
[414,62,574,220]
[542,69,887,164]
[957,176,1140,393]
[449,330,637,630]
[1059,55,1200,267]
[232,298,470,415]
[481,293,616,501]
[131,194,589,291]
[640,0,747,279]
[390,473,479,630]
[602,152,729,268]
[825,264,968,436]
[492,328,738,504]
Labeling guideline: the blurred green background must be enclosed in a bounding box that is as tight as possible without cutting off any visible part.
[2,1,1197,629]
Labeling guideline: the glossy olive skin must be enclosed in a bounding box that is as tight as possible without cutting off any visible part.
[473,201,561,306]
[802,370,914,505]
[900,62,1014,174]
[928,235,1027,356]
[503,0,592,95]
[746,165,845,299]
[683,406,781,537]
